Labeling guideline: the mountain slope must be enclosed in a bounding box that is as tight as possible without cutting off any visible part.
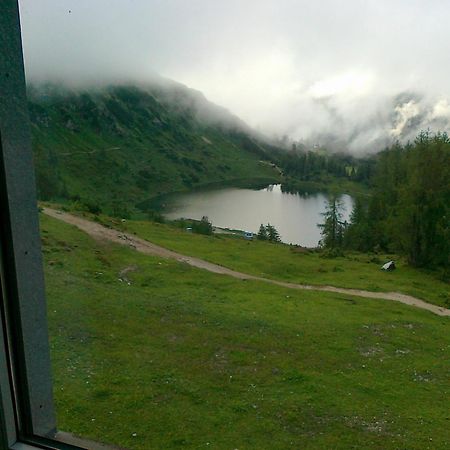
[29,81,280,216]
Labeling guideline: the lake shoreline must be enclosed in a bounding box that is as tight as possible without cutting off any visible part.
[157,184,354,247]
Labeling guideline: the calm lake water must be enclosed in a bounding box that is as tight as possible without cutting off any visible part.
[161,184,353,247]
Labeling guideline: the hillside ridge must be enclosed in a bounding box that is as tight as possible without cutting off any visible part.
[29,81,281,216]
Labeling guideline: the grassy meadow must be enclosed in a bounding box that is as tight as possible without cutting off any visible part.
[40,213,449,449]
[81,213,450,308]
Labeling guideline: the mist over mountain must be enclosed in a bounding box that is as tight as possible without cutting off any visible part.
[287,91,450,154]
[30,78,450,156]
[19,0,450,156]
[29,75,252,133]
[28,81,280,214]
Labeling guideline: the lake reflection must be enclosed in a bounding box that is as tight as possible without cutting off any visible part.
[162,184,353,247]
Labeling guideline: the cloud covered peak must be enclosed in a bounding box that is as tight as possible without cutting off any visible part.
[19,0,450,154]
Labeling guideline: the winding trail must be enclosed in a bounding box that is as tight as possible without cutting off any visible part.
[43,208,450,317]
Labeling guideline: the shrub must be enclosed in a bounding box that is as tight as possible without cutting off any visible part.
[192,216,213,235]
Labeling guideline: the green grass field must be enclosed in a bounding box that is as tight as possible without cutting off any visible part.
[40,213,449,449]
[86,214,450,308]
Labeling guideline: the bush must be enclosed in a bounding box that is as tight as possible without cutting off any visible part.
[320,247,344,258]
[83,201,102,215]
[70,199,102,215]
[147,210,165,223]
[192,216,213,235]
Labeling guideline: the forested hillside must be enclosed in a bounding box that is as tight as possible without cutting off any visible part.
[271,144,376,195]
[29,82,280,216]
[344,132,449,272]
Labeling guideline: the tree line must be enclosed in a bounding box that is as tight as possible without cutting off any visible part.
[272,146,376,187]
[320,132,449,275]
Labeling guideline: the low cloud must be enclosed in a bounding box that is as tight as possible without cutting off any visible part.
[19,0,450,154]
[285,90,450,154]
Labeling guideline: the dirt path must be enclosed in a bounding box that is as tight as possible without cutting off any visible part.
[43,208,450,317]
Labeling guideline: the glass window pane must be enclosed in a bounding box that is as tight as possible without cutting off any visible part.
[16,1,450,449]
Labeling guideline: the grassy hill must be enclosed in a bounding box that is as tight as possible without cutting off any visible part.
[99,214,450,308]
[41,211,449,449]
[44,206,450,309]
[29,81,280,216]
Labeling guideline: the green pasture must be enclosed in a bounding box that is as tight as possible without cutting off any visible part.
[41,213,449,449]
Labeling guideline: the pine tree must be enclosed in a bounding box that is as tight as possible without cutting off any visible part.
[318,196,346,249]
[343,197,370,251]
[257,224,268,240]
[266,224,281,242]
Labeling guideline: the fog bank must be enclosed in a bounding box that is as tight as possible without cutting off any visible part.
[19,0,450,153]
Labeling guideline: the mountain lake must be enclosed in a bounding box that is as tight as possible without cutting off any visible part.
[158,184,353,247]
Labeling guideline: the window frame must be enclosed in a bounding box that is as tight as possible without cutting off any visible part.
[0,2,85,449]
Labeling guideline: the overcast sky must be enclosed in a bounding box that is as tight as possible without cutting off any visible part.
[19,0,450,153]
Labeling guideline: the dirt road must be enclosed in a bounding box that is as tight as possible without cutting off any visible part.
[43,208,450,317]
